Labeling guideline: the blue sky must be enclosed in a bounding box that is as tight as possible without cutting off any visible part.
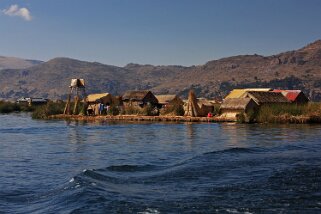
[1,0,321,66]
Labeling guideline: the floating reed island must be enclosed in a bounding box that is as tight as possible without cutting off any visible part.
[7,79,321,124]
[43,96,321,124]
[48,112,321,124]
[49,114,238,123]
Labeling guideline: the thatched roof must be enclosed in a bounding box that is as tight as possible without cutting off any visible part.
[87,93,111,103]
[244,88,272,92]
[243,91,289,104]
[122,90,151,101]
[220,98,253,110]
[225,89,247,99]
[70,79,85,88]
[156,95,180,104]
[225,88,273,99]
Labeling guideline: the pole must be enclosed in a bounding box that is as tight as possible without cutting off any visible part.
[64,87,73,115]
[73,87,79,115]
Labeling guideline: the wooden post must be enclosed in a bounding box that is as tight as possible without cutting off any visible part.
[73,87,79,115]
[81,87,87,115]
[64,87,73,115]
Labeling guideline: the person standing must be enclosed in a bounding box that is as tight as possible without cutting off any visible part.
[99,103,104,115]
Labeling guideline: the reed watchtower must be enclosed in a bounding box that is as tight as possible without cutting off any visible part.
[63,79,87,115]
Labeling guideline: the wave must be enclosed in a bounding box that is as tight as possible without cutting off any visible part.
[18,164,321,213]
[203,147,262,155]
[3,147,321,213]
[66,147,265,190]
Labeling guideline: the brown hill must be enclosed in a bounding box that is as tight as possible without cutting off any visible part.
[0,56,42,70]
[0,40,321,100]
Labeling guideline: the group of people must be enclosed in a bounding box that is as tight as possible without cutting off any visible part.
[87,103,110,116]
[99,103,110,114]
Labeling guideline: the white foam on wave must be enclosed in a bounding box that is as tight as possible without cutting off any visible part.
[225,208,240,213]
[225,208,253,214]
[69,178,74,183]
[138,208,160,214]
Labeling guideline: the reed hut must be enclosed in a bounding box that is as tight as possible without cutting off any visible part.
[122,90,158,108]
[197,98,216,116]
[184,90,203,117]
[219,98,259,121]
[87,93,113,105]
[156,94,184,116]
[273,89,309,104]
[86,93,113,115]
[184,91,219,117]
[156,94,183,108]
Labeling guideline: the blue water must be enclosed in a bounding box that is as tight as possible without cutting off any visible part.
[0,113,321,213]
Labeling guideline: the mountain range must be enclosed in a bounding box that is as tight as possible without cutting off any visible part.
[1,40,321,101]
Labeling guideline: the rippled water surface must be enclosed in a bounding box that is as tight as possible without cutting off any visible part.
[1,113,321,213]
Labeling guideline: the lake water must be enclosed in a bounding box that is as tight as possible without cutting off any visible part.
[0,113,321,213]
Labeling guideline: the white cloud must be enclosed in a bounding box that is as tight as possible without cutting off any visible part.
[2,4,32,21]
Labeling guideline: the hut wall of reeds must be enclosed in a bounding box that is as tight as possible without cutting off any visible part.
[219,98,258,121]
